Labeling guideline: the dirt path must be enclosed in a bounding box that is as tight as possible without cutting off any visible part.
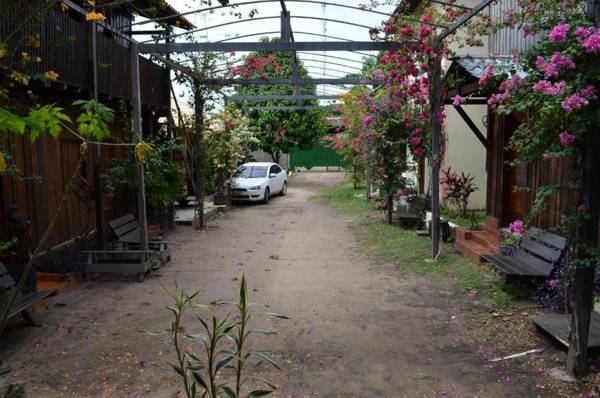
[1,173,534,397]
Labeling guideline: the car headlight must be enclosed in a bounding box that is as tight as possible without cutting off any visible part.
[249,186,262,190]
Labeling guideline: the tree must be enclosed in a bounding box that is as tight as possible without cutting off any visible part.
[232,38,326,163]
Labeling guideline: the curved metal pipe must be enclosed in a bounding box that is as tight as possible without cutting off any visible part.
[296,58,362,71]
[125,0,401,29]
[141,15,384,43]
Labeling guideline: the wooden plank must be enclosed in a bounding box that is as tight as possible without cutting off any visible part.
[484,254,552,277]
[534,311,600,349]
[529,227,567,250]
[520,238,562,263]
[7,289,55,319]
[108,214,136,230]
[513,251,554,275]
[86,262,149,275]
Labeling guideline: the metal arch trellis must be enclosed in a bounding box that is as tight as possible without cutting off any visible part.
[120,0,446,30]
[139,14,409,45]
[67,0,500,256]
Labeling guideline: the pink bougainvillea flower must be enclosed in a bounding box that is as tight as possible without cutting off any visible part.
[561,94,589,112]
[550,51,576,70]
[362,115,373,127]
[535,56,558,78]
[532,80,566,95]
[479,63,495,85]
[394,188,405,198]
[575,26,594,40]
[548,279,559,289]
[559,131,576,147]
[452,95,463,106]
[542,153,554,161]
[580,85,598,99]
[419,25,432,40]
[508,219,525,234]
[522,23,533,37]
[582,30,600,53]
[400,25,415,37]
[410,136,422,145]
[548,23,569,43]
[414,147,424,157]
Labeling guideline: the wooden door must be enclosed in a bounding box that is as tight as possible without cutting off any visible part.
[501,113,530,225]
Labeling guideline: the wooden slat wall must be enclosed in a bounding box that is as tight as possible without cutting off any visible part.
[0,4,170,108]
[0,98,129,249]
[487,113,581,232]
[488,0,538,56]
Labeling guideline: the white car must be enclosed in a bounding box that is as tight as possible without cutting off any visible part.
[231,162,288,204]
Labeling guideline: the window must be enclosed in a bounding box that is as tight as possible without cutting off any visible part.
[271,165,282,174]
[235,166,268,178]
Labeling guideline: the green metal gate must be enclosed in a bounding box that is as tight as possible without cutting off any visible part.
[290,143,345,171]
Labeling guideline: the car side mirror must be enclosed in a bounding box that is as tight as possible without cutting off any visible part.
[269,173,277,178]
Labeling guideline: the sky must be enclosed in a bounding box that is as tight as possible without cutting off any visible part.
[132,0,399,110]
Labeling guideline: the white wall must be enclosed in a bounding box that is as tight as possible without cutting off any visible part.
[443,105,488,210]
[249,150,290,169]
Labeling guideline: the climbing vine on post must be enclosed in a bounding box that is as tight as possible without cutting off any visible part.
[480,0,600,376]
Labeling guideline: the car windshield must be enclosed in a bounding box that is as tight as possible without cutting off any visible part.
[235,166,268,178]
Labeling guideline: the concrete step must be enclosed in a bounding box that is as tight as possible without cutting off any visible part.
[480,216,500,236]
[470,230,500,249]
[456,238,492,265]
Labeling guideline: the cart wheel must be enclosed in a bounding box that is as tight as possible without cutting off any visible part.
[138,272,145,283]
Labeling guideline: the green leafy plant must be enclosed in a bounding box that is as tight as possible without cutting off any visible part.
[158,276,286,398]
[25,104,72,140]
[73,99,115,141]
[104,139,183,217]
[440,167,479,217]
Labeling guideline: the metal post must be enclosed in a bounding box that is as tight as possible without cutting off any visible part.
[130,42,149,251]
[90,22,106,249]
[429,42,443,259]
[192,78,206,229]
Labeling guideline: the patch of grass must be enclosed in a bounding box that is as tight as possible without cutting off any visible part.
[314,182,523,309]
[441,208,486,229]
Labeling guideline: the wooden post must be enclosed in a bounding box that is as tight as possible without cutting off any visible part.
[429,42,443,259]
[567,266,596,376]
[130,42,149,251]
[90,22,106,249]
[192,78,206,229]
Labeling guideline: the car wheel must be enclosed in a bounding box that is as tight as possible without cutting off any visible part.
[281,181,287,196]
[262,187,270,204]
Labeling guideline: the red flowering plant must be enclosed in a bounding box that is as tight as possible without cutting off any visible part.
[326,88,371,189]
[332,3,490,224]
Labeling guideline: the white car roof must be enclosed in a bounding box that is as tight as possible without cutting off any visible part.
[241,162,274,167]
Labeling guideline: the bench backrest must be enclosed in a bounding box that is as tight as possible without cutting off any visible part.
[408,196,428,214]
[108,214,139,239]
[515,227,567,275]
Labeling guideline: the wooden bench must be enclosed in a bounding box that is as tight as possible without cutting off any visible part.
[397,196,428,223]
[84,250,154,282]
[481,227,567,278]
[0,263,55,328]
[108,214,171,264]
